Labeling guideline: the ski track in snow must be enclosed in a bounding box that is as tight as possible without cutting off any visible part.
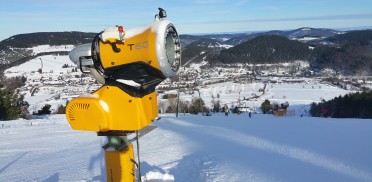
[191,123,372,182]
[156,116,372,182]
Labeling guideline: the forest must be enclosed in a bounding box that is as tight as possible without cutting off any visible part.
[309,91,372,119]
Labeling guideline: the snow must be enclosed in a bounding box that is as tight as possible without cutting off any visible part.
[294,36,327,43]
[1,39,370,181]
[27,45,75,55]
[163,81,351,116]
[1,114,371,182]
[5,54,74,75]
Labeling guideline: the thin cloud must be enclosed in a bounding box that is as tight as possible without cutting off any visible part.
[186,13,372,24]
[195,0,225,4]
[259,6,280,11]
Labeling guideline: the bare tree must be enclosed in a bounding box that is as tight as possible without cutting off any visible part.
[158,101,166,113]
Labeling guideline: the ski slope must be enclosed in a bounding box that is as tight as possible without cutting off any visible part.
[1,114,371,182]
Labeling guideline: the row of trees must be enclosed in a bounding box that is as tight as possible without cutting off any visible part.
[162,97,293,115]
[160,96,228,115]
[31,103,66,115]
[1,32,96,48]
[309,91,372,118]
[160,97,209,115]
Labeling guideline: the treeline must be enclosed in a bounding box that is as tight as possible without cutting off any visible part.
[160,96,221,115]
[1,32,97,48]
[309,91,372,119]
[161,98,208,115]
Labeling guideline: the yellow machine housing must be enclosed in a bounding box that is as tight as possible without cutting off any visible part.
[66,86,158,132]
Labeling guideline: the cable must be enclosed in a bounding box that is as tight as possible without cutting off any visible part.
[136,131,142,182]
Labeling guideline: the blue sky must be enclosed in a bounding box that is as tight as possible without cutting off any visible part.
[0,0,371,40]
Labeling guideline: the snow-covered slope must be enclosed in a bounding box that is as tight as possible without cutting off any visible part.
[4,45,101,113]
[1,114,371,182]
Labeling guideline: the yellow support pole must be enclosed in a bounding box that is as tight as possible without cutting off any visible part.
[105,144,136,182]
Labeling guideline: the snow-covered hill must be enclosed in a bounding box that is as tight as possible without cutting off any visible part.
[1,114,371,181]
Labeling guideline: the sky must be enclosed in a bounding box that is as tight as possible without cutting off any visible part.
[0,0,372,41]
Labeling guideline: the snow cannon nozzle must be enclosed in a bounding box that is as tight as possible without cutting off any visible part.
[159,8,167,18]
[155,7,167,20]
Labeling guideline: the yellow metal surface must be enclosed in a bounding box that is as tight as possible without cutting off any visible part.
[105,144,135,182]
[66,86,158,132]
[99,27,161,70]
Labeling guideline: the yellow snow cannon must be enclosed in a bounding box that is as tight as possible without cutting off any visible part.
[66,9,181,132]
[65,8,180,182]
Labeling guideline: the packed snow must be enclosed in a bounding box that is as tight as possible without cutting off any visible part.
[27,45,75,55]
[5,54,74,76]
[0,114,371,182]
[2,42,371,182]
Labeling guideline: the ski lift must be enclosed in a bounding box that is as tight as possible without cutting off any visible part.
[39,58,43,71]
[39,58,43,81]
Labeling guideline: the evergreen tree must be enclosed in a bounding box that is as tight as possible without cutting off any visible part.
[0,84,28,120]
[36,104,52,115]
[189,98,205,114]
[261,99,271,114]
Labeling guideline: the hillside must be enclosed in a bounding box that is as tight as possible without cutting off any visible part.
[213,35,311,64]
[224,27,340,45]
[0,32,96,69]
[181,38,232,65]
[1,29,371,76]
[310,30,372,75]
[286,27,340,40]
[1,32,96,48]
[326,30,372,45]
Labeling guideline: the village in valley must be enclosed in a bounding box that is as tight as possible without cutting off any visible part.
[3,44,371,116]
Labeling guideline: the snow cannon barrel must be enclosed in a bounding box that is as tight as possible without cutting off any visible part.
[68,18,181,88]
[94,18,181,79]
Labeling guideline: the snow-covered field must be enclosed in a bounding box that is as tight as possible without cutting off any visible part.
[161,81,352,116]
[1,114,371,182]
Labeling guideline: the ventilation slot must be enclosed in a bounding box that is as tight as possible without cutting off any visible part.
[67,103,91,121]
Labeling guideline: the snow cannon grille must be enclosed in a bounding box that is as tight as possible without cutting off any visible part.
[67,103,91,121]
